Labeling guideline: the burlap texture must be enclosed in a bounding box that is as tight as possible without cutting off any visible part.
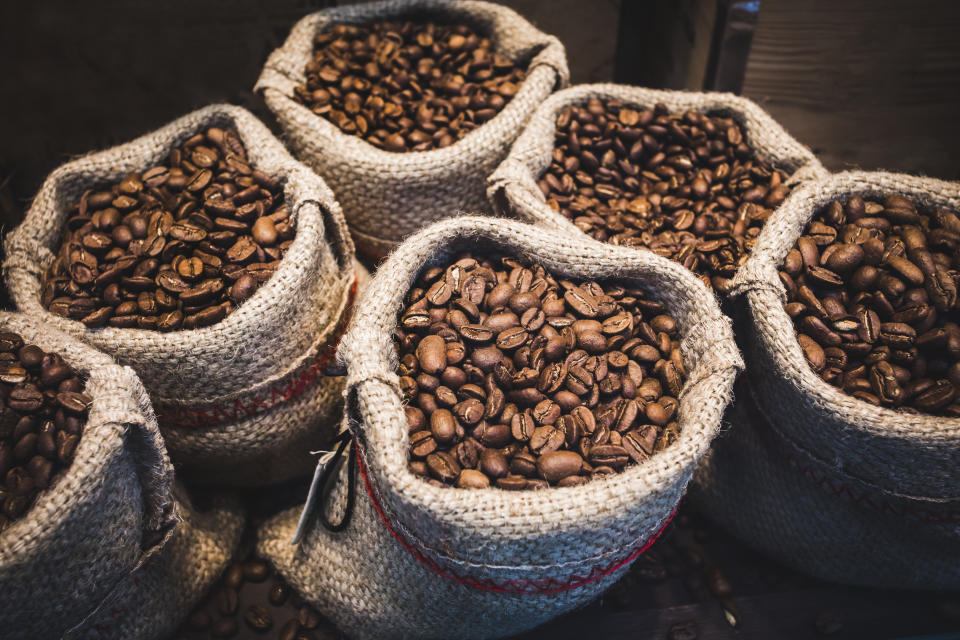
[255,0,570,258]
[258,216,743,639]
[487,83,828,281]
[67,487,244,640]
[693,171,960,589]
[0,312,176,640]
[4,104,359,486]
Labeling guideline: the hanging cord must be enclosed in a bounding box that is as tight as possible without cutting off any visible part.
[291,428,357,543]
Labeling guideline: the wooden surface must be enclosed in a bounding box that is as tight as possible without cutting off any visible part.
[741,0,960,180]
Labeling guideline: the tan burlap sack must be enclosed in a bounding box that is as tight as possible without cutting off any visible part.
[67,487,244,640]
[487,83,828,288]
[4,104,361,487]
[256,0,570,258]
[258,216,743,639]
[692,171,960,589]
[0,312,177,640]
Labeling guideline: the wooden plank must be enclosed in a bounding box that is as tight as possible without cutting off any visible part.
[741,0,960,179]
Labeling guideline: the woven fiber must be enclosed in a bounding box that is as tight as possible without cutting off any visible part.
[258,216,743,639]
[487,83,828,282]
[0,312,176,640]
[4,104,359,486]
[693,171,960,589]
[256,0,569,258]
[66,487,244,640]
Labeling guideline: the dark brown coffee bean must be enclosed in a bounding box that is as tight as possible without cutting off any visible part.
[42,127,289,332]
[217,587,239,615]
[536,450,583,483]
[244,604,273,631]
[210,616,239,638]
[416,335,447,374]
[242,560,270,582]
[529,423,566,456]
[295,21,526,152]
[399,252,684,489]
[456,469,491,489]
[426,451,461,483]
[409,430,437,458]
[786,195,960,415]
[430,409,457,444]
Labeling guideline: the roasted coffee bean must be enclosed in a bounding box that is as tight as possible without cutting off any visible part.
[0,335,88,524]
[400,252,685,488]
[243,560,270,582]
[177,547,331,640]
[244,604,273,631]
[536,99,791,292]
[42,127,291,332]
[295,21,526,151]
[782,194,960,415]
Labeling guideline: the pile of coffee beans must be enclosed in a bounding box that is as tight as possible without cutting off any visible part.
[0,332,89,530]
[42,127,293,332]
[538,99,791,292]
[782,195,960,415]
[176,550,337,640]
[396,252,687,490]
[294,20,526,152]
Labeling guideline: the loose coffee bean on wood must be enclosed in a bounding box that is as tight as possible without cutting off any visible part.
[783,195,960,415]
[42,127,293,332]
[0,332,89,531]
[294,20,526,152]
[175,548,338,640]
[537,98,791,292]
[397,252,687,489]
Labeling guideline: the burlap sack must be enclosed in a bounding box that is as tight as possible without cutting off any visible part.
[258,216,743,639]
[0,312,177,640]
[4,104,361,487]
[256,0,570,258]
[692,171,960,589]
[487,83,828,289]
[67,486,244,640]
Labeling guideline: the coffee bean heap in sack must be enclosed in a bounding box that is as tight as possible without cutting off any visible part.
[0,332,89,530]
[538,99,791,292]
[176,551,338,640]
[396,252,686,490]
[42,127,293,332]
[294,20,527,152]
[782,195,960,415]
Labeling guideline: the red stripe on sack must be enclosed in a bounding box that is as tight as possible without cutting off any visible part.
[739,380,960,525]
[356,447,675,594]
[157,278,358,429]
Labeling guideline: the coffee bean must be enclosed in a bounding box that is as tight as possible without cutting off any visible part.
[0,336,88,525]
[537,99,791,291]
[295,21,526,152]
[783,195,960,415]
[242,560,270,582]
[177,547,331,640]
[400,252,686,488]
[243,604,273,631]
[42,127,291,332]
[456,469,490,489]
[426,451,460,483]
[536,450,583,483]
